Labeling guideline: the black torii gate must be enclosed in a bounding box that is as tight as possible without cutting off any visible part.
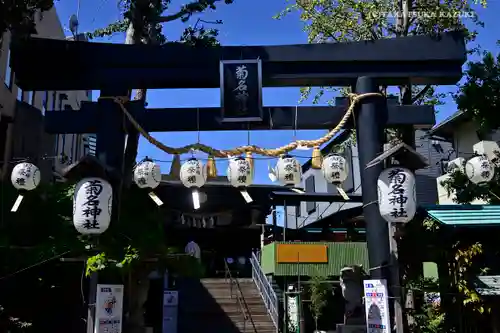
[10,31,465,330]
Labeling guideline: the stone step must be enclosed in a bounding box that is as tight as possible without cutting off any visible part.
[180,319,275,330]
[178,324,276,333]
[180,304,270,315]
[201,278,254,284]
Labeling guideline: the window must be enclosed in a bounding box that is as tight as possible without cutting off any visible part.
[17,88,23,101]
[27,91,34,105]
[305,176,316,214]
[4,49,11,88]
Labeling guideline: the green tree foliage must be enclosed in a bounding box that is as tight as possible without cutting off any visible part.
[308,273,331,331]
[0,0,54,38]
[442,44,500,204]
[455,49,500,136]
[88,0,232,46]
[0,181,200,277]
[275,0,486,143]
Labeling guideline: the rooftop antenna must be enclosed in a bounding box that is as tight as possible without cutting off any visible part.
[69,14,79,38]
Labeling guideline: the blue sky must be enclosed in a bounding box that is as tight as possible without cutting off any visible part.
[55,0,499,185]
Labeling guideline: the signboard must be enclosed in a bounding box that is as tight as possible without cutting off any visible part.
[162,290,179,333]
[287,294,298,333]
[363,279,390,333]
[94,284,124,333]
[220,59,263,122]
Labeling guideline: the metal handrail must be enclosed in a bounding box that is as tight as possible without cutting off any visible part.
[250,251,279,332]
[224,259,257,332]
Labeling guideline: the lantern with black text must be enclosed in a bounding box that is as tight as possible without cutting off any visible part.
[322,154,348,183]
[134,160,161,189]
[274,155,302,186]
[321,154,350,200]
[227,157,253,203]
[73,177,112,235]
[11,162,41,191]
[465,155,495,184]
[180,158,207,210]
[378,167,416,223]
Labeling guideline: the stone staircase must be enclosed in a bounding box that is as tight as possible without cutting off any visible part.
[177,277,276,333]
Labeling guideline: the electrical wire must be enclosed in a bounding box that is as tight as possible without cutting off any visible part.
[0,250,71,281]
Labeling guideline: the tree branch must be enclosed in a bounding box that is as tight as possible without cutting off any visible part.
[156,0,223,23]
[411,85,432,104]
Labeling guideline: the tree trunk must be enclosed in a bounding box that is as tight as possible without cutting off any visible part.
[122,22,145,189]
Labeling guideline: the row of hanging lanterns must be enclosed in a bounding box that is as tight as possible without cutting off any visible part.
[12,145,495,235]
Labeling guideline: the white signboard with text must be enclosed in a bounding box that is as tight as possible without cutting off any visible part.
[363,279,390,333]
[94,284,124,333]
[162,290,179,333]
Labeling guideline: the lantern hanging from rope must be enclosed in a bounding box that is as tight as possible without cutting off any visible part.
[180,158,207,209]
[227,156,253,203]
[73,177,112,235]
[133,159,163,206]
[321,154,350,200]
[271,155,302,187]
[465,155,495,184]
[10,162,41,212]
[378,167,416,223]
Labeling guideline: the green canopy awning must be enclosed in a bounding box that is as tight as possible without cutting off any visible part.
[422,205,500,227]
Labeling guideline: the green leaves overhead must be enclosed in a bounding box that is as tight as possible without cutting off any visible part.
[88,0,233,45]
[0,0,55,38]
[455,50,500,135]
[275,0,486,122]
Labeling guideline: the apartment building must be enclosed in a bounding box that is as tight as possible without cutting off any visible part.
[0,7,92,182]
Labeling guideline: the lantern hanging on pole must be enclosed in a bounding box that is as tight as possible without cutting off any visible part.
[73,177,112,235]
[321,154,350,200]
[227,157,254,203]
[180,158,207,210]
[133,160,163,206]
[272,155,302,187]
[10,162,41,212]
[377,167,416,223]
[465,155,495,184]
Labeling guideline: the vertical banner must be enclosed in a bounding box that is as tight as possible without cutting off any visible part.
[363,279,390,333]
[220,59,263,122]
[94,284,124,333]
[287,294,299,333]
[162,290,179,333]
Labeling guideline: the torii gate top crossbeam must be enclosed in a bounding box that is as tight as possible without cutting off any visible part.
[10,32,465,91]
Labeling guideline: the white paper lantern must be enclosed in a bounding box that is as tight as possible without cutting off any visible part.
[11,162,41,191]
[227,157,253,187]
[73,177,112,235]
[275,155,302,186]
[134,160,161,189]
[180,158,207,188]
[321,154,349,183]
[378,167,416,223]
[465,155,495,184]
